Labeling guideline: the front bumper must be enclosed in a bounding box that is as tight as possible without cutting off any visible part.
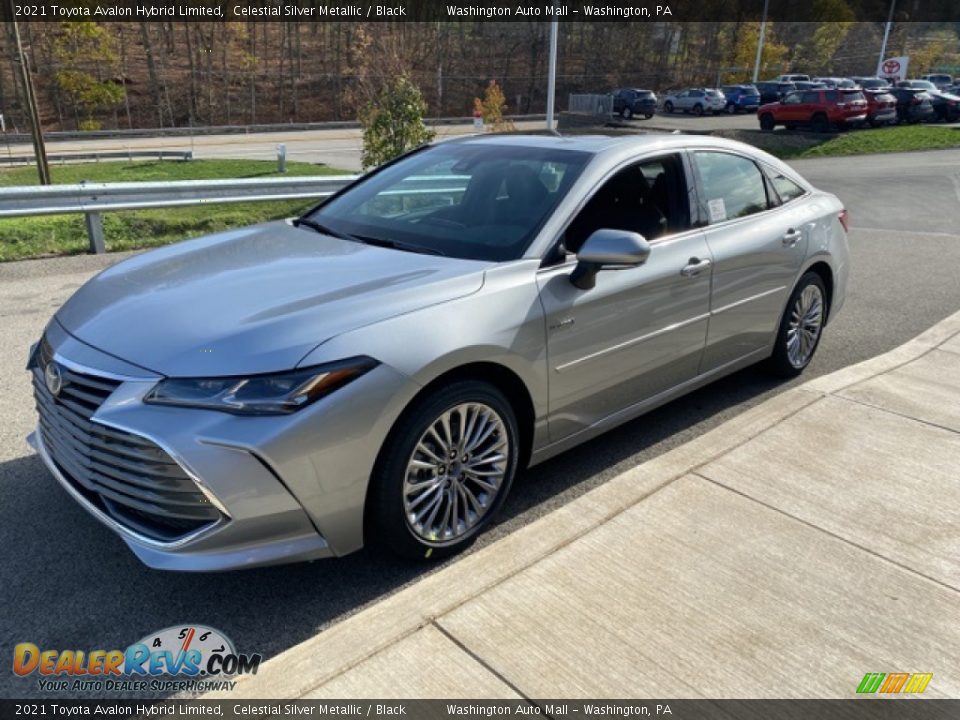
[28,321,415,571]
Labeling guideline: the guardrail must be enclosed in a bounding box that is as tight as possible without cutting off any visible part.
[0,175,359,254]
[0,150,193,165]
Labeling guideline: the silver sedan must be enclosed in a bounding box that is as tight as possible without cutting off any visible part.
[28,134,849,570]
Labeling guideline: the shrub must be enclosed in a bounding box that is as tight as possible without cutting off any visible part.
[359,76,435,170]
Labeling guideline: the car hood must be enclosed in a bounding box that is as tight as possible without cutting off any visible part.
[56,222,489,376]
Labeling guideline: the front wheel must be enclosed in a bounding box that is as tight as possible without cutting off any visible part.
[693,103,704,116]
[759,113,775,131]
[726,103,737,114]
[664,101,674,113]
[768,272,827,378]
[623,107,634,120]
[366,380,519,561]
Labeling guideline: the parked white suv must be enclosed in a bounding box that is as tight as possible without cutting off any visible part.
[661,88,726,115]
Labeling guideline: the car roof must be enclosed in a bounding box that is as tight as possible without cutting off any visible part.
[447,133,790,165]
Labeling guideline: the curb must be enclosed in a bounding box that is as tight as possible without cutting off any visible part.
[210,307,960,699]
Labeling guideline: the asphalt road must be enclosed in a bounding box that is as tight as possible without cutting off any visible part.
[2,148,959,699]
[0,114,756,172]
[0,120,543,173]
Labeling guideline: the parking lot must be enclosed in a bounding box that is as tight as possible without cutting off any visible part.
[2,148,960,698]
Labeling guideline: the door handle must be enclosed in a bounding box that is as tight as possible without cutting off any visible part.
[681,257,712,277]
[782,229,802,247]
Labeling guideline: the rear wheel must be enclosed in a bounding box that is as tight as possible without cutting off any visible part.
[644,113,654,119]
[664,101,674,113]
[811,113,830,133]
[768,272,827,378]
[693,103,704,116]
[759,113,775,131]
[726,103,737,114]
[366,380,519,561]
[623,106,634,120]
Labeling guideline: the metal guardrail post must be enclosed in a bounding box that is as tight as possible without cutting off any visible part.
[85,212,105,254]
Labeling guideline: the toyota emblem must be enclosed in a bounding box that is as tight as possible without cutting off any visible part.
[44,361,63,397]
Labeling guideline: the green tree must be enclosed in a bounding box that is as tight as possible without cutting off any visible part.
[359,75,435,170]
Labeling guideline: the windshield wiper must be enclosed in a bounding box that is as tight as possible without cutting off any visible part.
[293,217,354,241]
[351,234,446,257]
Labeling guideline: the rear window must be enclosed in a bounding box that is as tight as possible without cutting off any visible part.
[767,170,806,204]
[841,90,865,102]
[636,90,654,98]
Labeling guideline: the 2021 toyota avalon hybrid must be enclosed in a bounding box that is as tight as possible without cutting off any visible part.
[27,134,849,571]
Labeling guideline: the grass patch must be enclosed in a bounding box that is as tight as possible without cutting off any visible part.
[794,124,960,159]
[0,159,350,262]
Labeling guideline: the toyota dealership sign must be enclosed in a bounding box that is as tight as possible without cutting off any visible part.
[880,56,910,82]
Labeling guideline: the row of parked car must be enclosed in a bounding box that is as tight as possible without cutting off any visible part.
[611,72,960,131]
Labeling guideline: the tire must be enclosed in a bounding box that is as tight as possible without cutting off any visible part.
[366,380,520,561]
[664,101,674,113]
[811,113,830,133]
[726,103,737,114]
[623,107,634,120]
[768,272,828,378]
[759,113,775,132]
[644,113,654,119]
[693,103,704,116]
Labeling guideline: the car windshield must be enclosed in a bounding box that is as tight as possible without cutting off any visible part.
[303,144,590,262]
[860,79,889,89]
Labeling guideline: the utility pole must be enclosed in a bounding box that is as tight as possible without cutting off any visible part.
[11,14,50,185]
[752,0,770,84]
[546,13,559,130]
[876,0,897,76]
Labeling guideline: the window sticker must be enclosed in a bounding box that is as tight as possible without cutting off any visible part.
[708,198,727,223]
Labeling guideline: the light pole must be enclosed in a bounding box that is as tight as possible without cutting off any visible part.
[11,13,50,185]
[876,0,897,76]
[752,0,770,84]
[546,14,559,131]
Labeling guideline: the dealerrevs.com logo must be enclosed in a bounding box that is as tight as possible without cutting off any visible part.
[13,625,261,693]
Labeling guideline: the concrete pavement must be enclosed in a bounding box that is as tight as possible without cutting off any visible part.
[212,309,960,700]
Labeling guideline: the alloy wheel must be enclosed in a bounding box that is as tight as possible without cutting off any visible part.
[786,285,824,368]
[402,402,510,545]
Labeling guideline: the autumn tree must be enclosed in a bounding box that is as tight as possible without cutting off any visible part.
[474,80,515,131]
[53,22,123,130]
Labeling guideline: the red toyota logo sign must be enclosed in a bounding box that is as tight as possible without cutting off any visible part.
[883,59,901,74]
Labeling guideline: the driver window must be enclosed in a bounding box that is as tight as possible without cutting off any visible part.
[562,154,691,255]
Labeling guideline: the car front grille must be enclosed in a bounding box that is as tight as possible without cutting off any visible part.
[32,337,223,542]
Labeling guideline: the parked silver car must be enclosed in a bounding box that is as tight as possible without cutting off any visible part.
[28,135,849,571]
[662,88,727,115]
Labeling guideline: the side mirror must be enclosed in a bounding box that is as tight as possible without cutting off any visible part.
[570,229,651,290]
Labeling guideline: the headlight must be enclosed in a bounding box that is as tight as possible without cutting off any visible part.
[143,357,378,415]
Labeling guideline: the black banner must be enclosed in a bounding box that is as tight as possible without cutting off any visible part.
[2,700,960,720]
[3,0,960,23]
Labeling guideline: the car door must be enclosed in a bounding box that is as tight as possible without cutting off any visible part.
[537,153,712,442]
[690,150,809,372]
[778,91,805,122]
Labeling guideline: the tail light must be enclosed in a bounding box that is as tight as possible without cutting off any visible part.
[838,209,850,233]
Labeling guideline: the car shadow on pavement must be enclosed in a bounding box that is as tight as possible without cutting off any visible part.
[0,363,786,699]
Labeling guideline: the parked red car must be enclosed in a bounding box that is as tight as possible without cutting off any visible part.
[758,88,868,132]
[863,88,897,127]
